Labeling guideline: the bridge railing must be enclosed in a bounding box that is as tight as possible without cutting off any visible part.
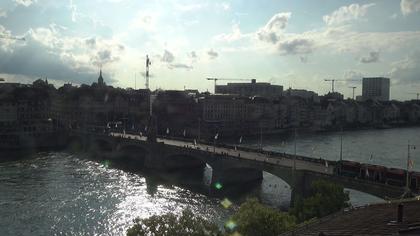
[71,129,337,166]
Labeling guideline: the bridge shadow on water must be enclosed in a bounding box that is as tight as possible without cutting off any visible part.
[86,152,293,210]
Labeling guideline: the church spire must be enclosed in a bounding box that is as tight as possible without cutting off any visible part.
[98,68,105,86]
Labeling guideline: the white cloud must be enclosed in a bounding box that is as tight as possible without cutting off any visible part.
[277,38,314,55]
[14,0,37,7]
[207,49,218,59]
[389,51,420,84]
[168,63,193,70]
[213,24,247,43]
[130,11,158,31]
[0,24,125,84]
[69,0,78,22]
[343,70,365,81]
[323,3,375,26]
[218,2,230,11]
[360,51,380,63]
[401,0,420,15]
[161,50,175,63]
[0,8,7,18]
[175,3,206,12]
[257,12,291,44]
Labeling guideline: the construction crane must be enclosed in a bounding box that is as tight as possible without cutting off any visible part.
[409,92,420,100]
[324,79,360,93]
[0,34,25,41]
[349,86,357,100]
[206,77,251,93]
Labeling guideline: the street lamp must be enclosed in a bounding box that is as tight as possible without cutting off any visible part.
[406,141,416,192]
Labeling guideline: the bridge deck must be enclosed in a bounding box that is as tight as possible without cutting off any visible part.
[110,132,335,175]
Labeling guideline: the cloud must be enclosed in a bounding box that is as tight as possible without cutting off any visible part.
[0,25,124,84]
[401,0,420,15]
[158,50,193,70]
[161,50,175,63]
[277,38,314,55]
[175,3,206,12]
[360,51,380,63]
[130,11,157,31]
[323,3,375,26]
[213,24,247,43]
[257,12,291,44]
[388,51,420,84]
[207,49,219,59]
[14,0,37,7]
[343,70,364,81]
[168,63,193,70]
[217,2,230,11]
[189,51,197,59]
[299,56,308,63]
[0,8,7,18]
[69,0,78,22]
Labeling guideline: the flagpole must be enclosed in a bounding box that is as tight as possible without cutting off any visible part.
[406,140,411,191]
[340,127,343,162]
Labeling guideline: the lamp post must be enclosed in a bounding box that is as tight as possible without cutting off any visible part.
[406,141,416,192]
[259,124,263,151]
[198,117,201,144]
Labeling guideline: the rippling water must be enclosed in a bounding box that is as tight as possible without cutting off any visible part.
[1,127,418,235]
[246,127,420,171]
[0,153,233,235]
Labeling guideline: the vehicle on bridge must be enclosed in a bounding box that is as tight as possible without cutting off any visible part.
[337,160,420,192]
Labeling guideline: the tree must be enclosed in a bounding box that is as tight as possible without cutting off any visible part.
[291,179,350,222]
[228,198,296,236]
[126,209,222,236]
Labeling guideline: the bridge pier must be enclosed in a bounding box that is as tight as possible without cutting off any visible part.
[210,160,263,191]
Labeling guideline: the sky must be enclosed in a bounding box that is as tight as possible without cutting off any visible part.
[1,0,420,100]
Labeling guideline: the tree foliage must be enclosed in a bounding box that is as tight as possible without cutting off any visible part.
[291,179,350,222]
[229,198,296,236]
[126,209,222,236]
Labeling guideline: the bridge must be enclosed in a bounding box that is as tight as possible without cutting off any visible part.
[68,131,414,202]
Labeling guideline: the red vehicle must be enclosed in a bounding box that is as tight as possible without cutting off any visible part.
[385,168,406,187]
[339,161,361,178]
[361,164,386,183]
[410,172,420,191]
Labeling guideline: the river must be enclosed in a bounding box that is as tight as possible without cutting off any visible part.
[1,127,419,235]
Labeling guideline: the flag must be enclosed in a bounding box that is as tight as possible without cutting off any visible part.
[408,159,414,169]
[166,128,170,134]
[214,133,219,140]
[239,136,243,144]
[183,129,186,137]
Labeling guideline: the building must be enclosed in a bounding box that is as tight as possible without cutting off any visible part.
[215,79,283,99]
[362,77,390,101]
[284,88,320,102]
[283,199,420,236]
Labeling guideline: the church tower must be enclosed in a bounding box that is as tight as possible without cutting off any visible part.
[98,69,105,86]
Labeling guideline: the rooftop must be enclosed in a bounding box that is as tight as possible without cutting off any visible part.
[282,198,420,236]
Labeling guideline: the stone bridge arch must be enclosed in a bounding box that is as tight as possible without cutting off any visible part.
[116,143,151,166]
[66,136,85,152]
[91,137,113,152]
